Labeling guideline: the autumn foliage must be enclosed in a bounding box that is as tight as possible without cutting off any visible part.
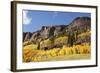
[23,43,90,62]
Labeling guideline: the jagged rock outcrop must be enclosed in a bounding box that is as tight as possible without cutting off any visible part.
[23,25,67,43]
[23,32,32,42]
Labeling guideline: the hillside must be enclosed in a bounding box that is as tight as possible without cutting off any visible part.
[23,17,91,49]
[23,17,91,62]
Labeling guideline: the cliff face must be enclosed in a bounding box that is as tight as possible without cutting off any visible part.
[67,17,91,31]
[23,25,67,43]
[23,17,91,45]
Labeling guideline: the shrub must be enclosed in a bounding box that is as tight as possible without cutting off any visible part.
[23,44,38,50]
[54,36,68,45]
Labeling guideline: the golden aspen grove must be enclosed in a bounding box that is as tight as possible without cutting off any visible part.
[23,31,91,62]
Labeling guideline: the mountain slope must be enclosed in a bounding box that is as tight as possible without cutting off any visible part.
[23,17,91,50]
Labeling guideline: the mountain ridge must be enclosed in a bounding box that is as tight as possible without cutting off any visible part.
[23,16,91,46]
